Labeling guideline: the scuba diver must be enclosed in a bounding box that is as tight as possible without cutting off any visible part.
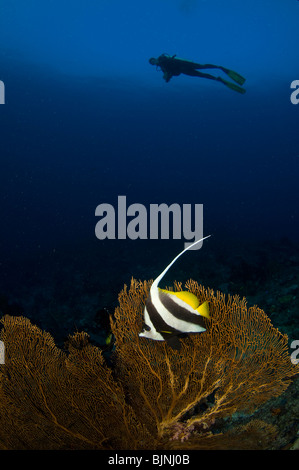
[149,54,246,94]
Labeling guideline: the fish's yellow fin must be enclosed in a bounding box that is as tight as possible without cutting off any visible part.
[160,289,200,309]
[105,333,113,345]
[196,301,210,319]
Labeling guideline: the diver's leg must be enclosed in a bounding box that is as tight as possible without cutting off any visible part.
[196,64,246,85]
[187,70,246,94]
[193,63,221,70]
[185,70,219,80]
[192,63,245,85]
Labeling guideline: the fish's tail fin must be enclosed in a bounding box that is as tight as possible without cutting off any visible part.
[221,67,246,85]
[219,77,246,94]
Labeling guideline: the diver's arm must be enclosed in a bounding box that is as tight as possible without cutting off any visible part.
[163,71,172,82]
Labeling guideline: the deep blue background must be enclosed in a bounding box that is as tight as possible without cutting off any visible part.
[0,0,298,340]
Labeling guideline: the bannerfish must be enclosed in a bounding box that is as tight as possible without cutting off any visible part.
[139,235,211,349]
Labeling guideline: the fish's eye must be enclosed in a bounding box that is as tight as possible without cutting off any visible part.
[144,324,151,331]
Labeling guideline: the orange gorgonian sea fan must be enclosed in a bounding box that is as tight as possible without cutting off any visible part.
[111,278,298,446]
[0,279,298,450]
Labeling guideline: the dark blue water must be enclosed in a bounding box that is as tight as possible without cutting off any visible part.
[0,0,299,343]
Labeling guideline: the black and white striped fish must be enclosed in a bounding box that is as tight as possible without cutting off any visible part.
[139,236,211,349]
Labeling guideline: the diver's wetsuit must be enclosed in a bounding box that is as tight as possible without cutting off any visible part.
[149,54,246,93]
[155,54,218,82]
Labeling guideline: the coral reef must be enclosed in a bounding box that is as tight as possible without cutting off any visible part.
[111,279,298,446]
[0,315,150,450]
[0,279,298,450]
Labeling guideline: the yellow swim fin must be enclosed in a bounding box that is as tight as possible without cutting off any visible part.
[220,78,246,94]
[222,68,246,85]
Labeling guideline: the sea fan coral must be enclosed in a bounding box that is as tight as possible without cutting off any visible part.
[111,279,298,445]
[0,279,297,450]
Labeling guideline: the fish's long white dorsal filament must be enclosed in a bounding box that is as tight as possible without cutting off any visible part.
[151,235,211,290]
